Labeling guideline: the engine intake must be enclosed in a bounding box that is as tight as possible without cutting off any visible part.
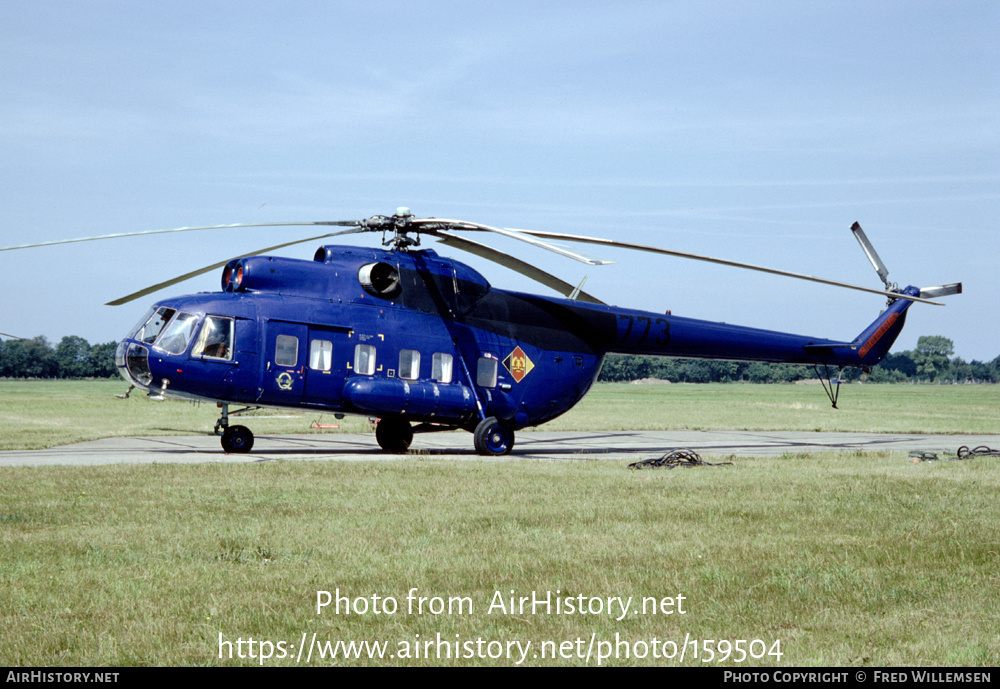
[358,262,401,298]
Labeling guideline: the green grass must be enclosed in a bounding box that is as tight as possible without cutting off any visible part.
[1,456,997,666]
[1,380,998,666]
[1,380,998,451]
[0,379,372,451]
[546,382,1000,435]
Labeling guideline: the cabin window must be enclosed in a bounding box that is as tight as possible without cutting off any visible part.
[432,353,453,383]
[193,316,234,361]
[310,340,333,371]
[156,312,199,354]
[354,344,376,375]
[476,356,498,388]
[275,335,298,367]
[399,349,420,380]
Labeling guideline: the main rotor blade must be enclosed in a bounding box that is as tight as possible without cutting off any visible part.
[429,230,606,304]
[0,220,364,252]
[516,230,945,305]
[411,218,613,267]
[105,229,363,306]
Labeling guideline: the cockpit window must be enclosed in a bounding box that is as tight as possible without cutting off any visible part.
[192,315,235,360]
[126,307,156,340]
[156,312,199,355]
[133,307,177,345]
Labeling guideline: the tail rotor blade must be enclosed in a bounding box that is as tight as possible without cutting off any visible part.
[919,283,963,299]
[850,222,891,289]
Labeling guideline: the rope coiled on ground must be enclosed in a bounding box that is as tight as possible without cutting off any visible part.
[956,445,1000,459]
[909,445,999,462]
[628,449,733,470]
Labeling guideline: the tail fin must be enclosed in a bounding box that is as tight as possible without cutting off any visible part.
[850,287,917,367]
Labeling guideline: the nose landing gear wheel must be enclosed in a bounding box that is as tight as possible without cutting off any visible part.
[221,424,254,453]
[473,417,514,456]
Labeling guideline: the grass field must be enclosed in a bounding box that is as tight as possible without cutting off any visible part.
[2,379,998,450]
[1,380,998,666]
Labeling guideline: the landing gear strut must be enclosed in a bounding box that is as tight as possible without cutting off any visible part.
[215,403,256,453]
[214,403,230,436]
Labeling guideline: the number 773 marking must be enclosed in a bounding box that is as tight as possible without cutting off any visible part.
[617,314,670,347]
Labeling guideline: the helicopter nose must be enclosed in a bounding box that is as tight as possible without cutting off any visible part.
[115,340,152,389]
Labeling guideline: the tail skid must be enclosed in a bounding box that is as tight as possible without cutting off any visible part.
[802,287,917,408]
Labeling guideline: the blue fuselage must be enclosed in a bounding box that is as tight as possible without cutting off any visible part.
[116,245,913,430]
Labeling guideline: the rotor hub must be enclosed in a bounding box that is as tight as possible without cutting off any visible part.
[360,209,422,251]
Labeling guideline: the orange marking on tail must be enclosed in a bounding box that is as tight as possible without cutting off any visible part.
[859,312,899,358]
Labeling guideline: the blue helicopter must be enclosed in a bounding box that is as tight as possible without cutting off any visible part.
[3,210,961,455]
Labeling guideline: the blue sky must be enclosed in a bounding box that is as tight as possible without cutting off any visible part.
[2,1,997,361]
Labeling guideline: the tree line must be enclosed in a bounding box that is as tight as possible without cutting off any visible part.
[599,335,999,384]
[1,333,997,383]
[0,336,119,378]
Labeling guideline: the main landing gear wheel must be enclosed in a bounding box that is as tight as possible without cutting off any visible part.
[221,425,254,453]
[473,417,514,456]
[375,418,413,453]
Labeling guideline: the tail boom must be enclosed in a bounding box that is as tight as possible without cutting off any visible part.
[602,286,917,369]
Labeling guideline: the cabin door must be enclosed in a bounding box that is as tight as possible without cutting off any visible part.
[258,321,308,406]
[301,326,352,407]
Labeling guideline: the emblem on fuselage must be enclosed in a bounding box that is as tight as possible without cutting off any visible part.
[276,372,295,391]
[502,346,534,383]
